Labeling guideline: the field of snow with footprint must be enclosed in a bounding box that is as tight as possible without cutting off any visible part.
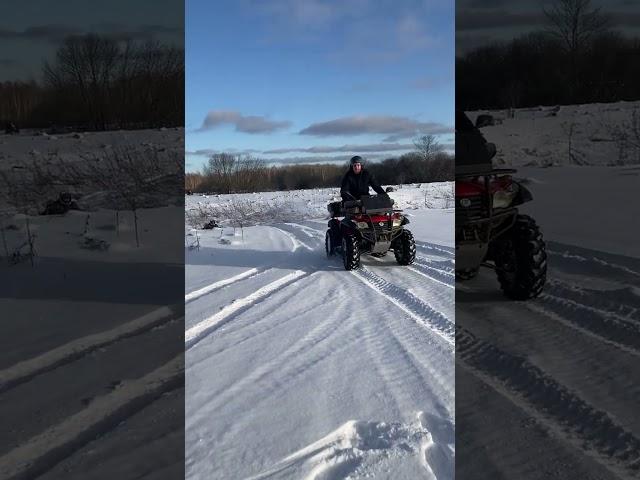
[185,184,455,479]
[457,104,640,480]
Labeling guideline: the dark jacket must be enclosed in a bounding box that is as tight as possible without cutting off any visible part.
[340,168,386,201]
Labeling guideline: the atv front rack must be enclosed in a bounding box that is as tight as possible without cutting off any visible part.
[456,168,518,244]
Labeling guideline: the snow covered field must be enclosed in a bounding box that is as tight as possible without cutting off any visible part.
[467,100,640,167]
[0,129,185,479]
[457,104,640,479]
[185,184,455,479]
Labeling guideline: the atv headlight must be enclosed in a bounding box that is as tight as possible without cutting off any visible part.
[492,190,515,208]
[392,218,402,227]
[356,221,369,229]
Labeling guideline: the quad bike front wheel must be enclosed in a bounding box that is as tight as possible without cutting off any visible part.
[342,233,361,270]
[456,268,479,281]
[325,230,336,258]
[494,214,547,300]
[393,230,416,265]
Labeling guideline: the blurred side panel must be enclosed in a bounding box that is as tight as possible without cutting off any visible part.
[456,1,640,479]
[0,1,185,478]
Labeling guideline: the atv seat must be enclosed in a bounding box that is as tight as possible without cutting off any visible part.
[360,195,393,214]
[328,195,394,217]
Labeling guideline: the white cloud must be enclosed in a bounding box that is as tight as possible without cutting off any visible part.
[199,111,291,134]
[300,115,452,139]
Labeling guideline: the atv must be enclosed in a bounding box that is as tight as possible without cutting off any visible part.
[325,192,416,270]
[455,111,547,299]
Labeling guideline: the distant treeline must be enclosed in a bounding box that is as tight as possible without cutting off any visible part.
[458,4,640,110]
[186,152,454,194]
[0,34,183,130]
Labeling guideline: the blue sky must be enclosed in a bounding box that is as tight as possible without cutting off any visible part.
[186,0,455,171]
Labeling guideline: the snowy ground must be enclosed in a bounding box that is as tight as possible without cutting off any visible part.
[0,129,185,479]
[467,100,640,167]
[185,184,455,479]
[457,106,640,479]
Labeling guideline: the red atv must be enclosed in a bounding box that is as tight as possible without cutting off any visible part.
[326,193,416,270]
[456,111,546,299]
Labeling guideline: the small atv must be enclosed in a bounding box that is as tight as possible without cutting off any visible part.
[456,111,547,299]
[325,193,416,270]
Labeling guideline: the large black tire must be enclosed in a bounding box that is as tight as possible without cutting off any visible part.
[393,229,416,265]
[342,234,360,270]
[456,268,479,281]
[495,214,546,300]
[325,230,335,258]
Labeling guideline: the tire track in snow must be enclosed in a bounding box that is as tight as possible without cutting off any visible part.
[351,267,455,348]
[185,270,308,349]
[189,286,359,453]
[415,256,455,274]
[185,267,264,303]
[188,275,350,403]
[283,222,322,239]
[359,309,454,424]
[0,355,183,480]
[0,306,178,394]
[408,266,455,289]
[367,253,454,292]
[366,257,454,326]
[415,241,455,259]
[529,295,640,358]
[548,248,640,280]
[410,260,455,289]
[194,281,338,365]
[456,326,640,479]
[545,279,640,322]
[459,295,640,437]
[270,226,314,252]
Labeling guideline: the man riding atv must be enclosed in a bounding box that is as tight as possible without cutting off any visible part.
[326,155,415,270]
[341,156,387,200]
[456,110,546,299]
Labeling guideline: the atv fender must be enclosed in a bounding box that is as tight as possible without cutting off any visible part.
[512,182,533,206]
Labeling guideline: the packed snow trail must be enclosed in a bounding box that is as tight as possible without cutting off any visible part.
[456,242,640,480]
[185,213,455,479]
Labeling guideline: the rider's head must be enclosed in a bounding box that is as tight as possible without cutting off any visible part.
[350,155,363,174]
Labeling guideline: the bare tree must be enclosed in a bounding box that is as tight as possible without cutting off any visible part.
[543,0,610,99]
[543,0,610,53]
[44,34,120,130]
[414,134,443,161]
[204,153,236,194]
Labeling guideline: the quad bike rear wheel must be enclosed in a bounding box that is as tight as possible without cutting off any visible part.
[494,214,546,299]
[342,233,360,270]
[393,230,416,265]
